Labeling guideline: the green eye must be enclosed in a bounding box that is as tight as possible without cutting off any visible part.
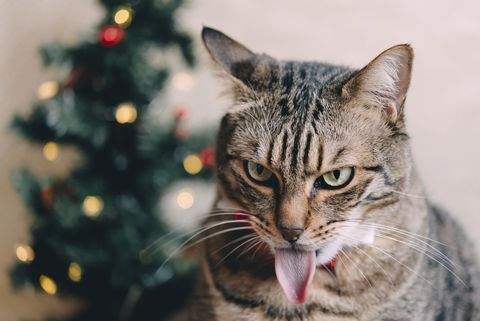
[245,161,273,184]
[315,167,354,189]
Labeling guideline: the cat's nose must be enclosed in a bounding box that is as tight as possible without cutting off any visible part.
[278,225,305,244]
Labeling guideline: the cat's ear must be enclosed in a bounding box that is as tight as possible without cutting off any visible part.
[343,44,414,122]
[202,27,257,84]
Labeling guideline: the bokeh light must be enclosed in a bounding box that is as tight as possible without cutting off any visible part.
[42,142,59,162]
[176,189,194,209]
[68,262,82,282]
[15,244,35,263]
[115,103,137,124]
[183,154,203,175]
[39,275,57,295]
[82,196,104,217]
[114,7,133,27]
[37,81,59,100]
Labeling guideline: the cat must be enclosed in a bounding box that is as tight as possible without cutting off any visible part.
[178,27,480,321]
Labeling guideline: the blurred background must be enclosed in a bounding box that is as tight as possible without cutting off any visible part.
[1,0,479,320]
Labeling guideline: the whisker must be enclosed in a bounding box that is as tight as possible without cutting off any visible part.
[337,233,437,289]
[145,211,255,252]
[320,262,336,280]
[155,226,253,276]
[144,230,178,252]
[337,221,456,268]
[340,248,373,288]
[212,234,254,255]
[215,236,260,267]
[365,232,465,286]
[391,190,428,199]
[352,244,395,286]
[237,238,264,258]
[148,219,250,254]
[337,220,449,246]
[336,252,354,281]
[363,226,457,269]
[251,241,267,259]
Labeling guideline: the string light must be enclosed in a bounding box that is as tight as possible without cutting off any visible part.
[15,244,35,263]
[68,262,82,282]
[172,72,194,91]
[115,102,137,124]
[37,81,59,100]
[82,196,104,217]
[183,154,203,175]
[176,189,194,209]
[39,275,57,295]
[42,142,59,162]
[113,6,134,27]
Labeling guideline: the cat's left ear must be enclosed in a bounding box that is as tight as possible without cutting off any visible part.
[201,27,258,86]
[343,44,414,122]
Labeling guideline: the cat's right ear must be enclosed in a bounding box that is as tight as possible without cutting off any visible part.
[342,44,414,122]
[201,27,256,84]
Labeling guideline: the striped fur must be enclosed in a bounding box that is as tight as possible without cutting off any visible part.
[177,28,480,321]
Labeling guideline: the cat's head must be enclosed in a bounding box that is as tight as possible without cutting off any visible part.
[202,27,414,303]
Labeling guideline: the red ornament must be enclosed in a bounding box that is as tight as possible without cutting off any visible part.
[41,186,55,211]
[40,182,77,213]
[99,25,125,47]
[200,146,215,168]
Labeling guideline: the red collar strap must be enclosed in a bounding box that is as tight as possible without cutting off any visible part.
[324,257,337,269]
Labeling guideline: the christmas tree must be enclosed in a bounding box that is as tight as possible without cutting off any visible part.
[10,1,214,320]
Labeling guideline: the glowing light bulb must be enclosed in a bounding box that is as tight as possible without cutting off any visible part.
[183,154,203,175]
[68,262,82,282]
[176,189,194,209]
[115,103,137,124]
[113,6,133,27]
[172,72,194,91]
[42,142,59,162]
[39,275,57,295]
[15,244,35,263]
[82,196,104,217]
[37,81,59,100]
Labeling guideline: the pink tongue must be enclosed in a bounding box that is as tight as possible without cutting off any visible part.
[274,249,316,304]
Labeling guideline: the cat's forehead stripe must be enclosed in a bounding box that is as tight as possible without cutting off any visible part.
[266,121,322,176]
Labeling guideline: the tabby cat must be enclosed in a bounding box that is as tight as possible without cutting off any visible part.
[179,27,480,321]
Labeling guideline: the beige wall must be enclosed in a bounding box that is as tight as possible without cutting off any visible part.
[1,0,479,319]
